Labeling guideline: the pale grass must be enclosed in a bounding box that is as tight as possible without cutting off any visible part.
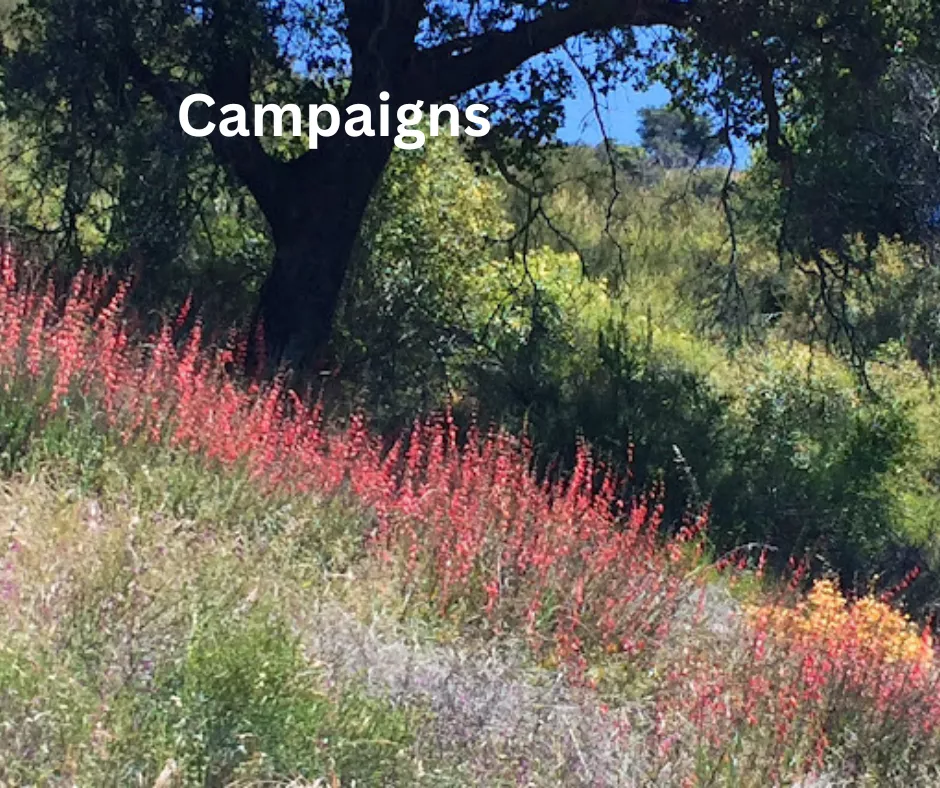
[3,475,939,786]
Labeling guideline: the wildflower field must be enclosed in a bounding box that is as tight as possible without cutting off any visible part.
[1,255,939,786]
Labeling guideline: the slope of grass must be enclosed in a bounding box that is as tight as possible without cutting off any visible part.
[1,257,939,785]
[0,474,439,786]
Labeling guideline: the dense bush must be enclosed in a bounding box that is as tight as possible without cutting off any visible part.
[710,349,917,579]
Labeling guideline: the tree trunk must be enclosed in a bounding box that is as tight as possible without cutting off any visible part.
[254,224,355,371]
[253,136,393,371]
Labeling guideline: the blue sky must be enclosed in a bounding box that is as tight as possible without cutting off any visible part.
[559,81,671,146]
[554,25,752,164]
[559,80,752,166]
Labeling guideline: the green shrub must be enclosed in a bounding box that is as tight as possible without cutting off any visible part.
[107,606,418,786]
[710,350,917,580]
[0,606,420,786]
[0,643,98,785]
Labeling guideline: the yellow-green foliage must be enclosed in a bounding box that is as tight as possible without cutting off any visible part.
[465,247,616,345]
[346,132,511,314]
[331,140,940,585]
[333,134,512,417]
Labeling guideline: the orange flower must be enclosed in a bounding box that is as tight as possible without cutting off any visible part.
[748,578,933,670]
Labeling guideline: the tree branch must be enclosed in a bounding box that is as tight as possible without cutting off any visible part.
[753,52,794,187]
[411,0,692,101]
[122,47,287,226]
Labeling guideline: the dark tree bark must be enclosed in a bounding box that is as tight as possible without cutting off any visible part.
[255,134,396,368]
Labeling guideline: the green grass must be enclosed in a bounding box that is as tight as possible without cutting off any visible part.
[0,467,427,787]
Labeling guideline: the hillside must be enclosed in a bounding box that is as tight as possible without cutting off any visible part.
[5,2,940,784]
[1,259,939,786]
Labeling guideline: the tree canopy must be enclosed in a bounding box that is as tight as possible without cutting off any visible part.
[1,0,939,363]
[638,106,720,169]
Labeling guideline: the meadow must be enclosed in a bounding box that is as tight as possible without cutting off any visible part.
[4,1,940,783]
[1,254,939,786]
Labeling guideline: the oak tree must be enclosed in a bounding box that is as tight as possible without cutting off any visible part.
[2,0,936,363]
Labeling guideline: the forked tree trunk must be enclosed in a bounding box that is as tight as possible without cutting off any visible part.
[253,135,394,370]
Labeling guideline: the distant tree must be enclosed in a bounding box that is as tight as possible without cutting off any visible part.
[638,106,720,169]
[1,0,938,366]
